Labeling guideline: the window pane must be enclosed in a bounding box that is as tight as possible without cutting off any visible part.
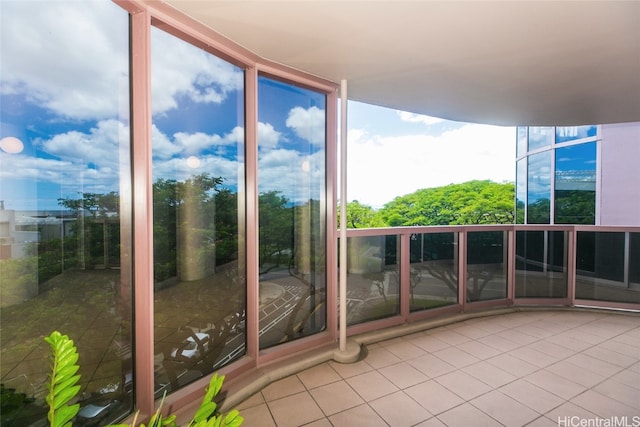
[554,142,596,224]
[409,233,458,312]
[516,159,526,224]
[150,27,246,395]
[527,151,551,224]
[528,126,553,151]
[346,235,400,325]
[257,76,326,348]
[515,231,567,298]
[555,125,597,144]
[466,231,507,301]
[0,2,133,425]
[517,126,528,157]
[576,232,639,303]
[630,233,640,286]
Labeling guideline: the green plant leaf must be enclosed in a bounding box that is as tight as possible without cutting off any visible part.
[55,365,80,387]
[53,385,80,410]
[224,410,243,427]
[53,403,79,427]
[45,331,81,427]
[192,401,217,422]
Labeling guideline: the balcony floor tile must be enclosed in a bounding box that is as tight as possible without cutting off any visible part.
[239,311,640,426]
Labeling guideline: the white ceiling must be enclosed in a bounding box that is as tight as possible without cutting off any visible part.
[163,0,640,126]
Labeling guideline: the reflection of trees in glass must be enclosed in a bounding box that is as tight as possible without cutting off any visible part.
[516,199,525,224]
[152,174,238,283]
[555,190,595,224]
[527,151,551,224]
[55,192,121,274]
[527,198,550,224]
[258,191,293,272]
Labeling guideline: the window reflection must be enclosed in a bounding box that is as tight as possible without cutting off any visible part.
[528,126,553,151]
[555,142,596,224]
[409,233,458,312]
[150,27,246,395]
[527,151,551,224]
[516,159,526,224]
[466,231,507,302]
[257,76,327,348]
[516,126,528,157]
[515,231,567,298]
[576,232,639,303]
[555,125,597,144]
[346,235,400,325]
[0,1,133,425]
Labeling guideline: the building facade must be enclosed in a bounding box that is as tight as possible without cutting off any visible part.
[516,123,640,226]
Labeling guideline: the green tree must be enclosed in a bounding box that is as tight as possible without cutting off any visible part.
[378,180,515,226]
[339,201,386,228]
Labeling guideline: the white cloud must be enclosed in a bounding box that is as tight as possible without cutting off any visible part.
[286,106,325,146]
[1,2,243,122]
[347,123,516,208]
[1,1,129,120]
[258,122,282,149]
[37,119,126,172]
[258,148,325,204]
[150,27,243,115]
[174,132,224,155]
[397,111,445,126]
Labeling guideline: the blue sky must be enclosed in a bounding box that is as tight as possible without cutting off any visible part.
[0,0,516,212]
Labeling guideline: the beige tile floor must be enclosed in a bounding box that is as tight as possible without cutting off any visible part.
[237,311,640,426]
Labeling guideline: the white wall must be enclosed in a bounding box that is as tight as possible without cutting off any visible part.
[599,122,640,226]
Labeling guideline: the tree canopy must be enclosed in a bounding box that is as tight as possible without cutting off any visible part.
[346,180,515,228]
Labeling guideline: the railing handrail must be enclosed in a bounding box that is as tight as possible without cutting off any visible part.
[345,224,640,237]
[341,223,639,336]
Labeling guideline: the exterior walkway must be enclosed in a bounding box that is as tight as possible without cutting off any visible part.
[237,310,640,426]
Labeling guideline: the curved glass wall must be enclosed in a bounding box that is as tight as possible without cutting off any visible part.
[150,27,246,394]
[257,76,327,349]
[0,1,133,424]
[517,126,598,225]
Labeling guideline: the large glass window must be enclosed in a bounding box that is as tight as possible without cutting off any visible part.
[409,233,458,312]
[257,76,327,349]
[150,27,246,395]
[527,151,551,224]
[0,1,133,425]
[554,142,596,224]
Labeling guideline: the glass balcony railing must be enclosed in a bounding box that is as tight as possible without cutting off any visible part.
[343,225,640,332]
